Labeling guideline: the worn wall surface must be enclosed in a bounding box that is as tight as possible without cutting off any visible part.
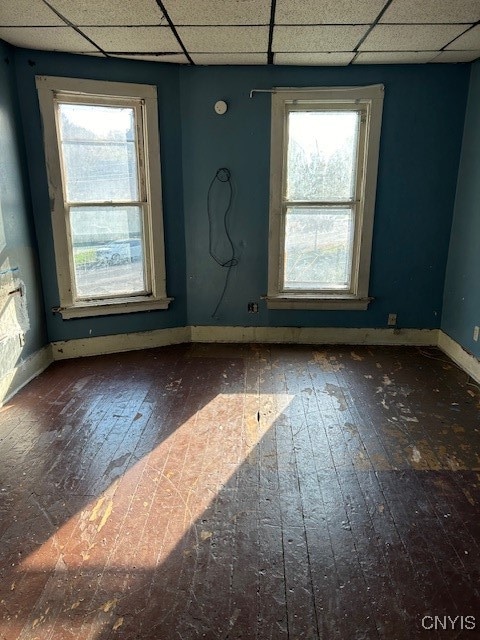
[181,64,469,329]
[0,41,47,382]
[14,48,187,343]
[10,48,470,341]
[442,61,480,359]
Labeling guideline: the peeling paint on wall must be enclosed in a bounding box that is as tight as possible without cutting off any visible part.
[0,267,30,344]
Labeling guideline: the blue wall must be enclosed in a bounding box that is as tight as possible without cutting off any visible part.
[0,41,47,380]
[442,60,480,359]
[9,49,471,341]
[181,64,469,328]
[13,48,187,342]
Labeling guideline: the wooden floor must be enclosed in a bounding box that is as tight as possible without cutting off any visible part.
[1,344,480,639]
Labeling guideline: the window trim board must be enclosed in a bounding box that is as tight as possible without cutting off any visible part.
[35,75,171,318]
[267,84,384,311]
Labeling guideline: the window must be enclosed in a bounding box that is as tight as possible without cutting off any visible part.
[267,85,384,310]
[36,76,171,318]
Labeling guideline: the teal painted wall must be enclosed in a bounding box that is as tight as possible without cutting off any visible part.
[9,48,471,341]
[13,48,187,342]
[0,41,47,381]
[181,64,469,328]
[442,61,480,359]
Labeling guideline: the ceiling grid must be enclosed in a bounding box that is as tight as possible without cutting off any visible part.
[0,0,479,65]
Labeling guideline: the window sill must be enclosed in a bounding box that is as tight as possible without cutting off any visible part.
[266,295,372,311]
[55,296,173,319]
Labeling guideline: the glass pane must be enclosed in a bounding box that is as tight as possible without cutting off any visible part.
[286,110,359,202]
[58,104,138,203]
[284,207,354,290]
[70,206,146,299]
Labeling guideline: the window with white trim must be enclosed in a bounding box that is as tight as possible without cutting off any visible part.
[36,76,171,318]
[267,85,384,310]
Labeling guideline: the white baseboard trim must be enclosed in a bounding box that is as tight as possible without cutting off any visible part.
[191,326,439,346]
[438,330,480,384]
[52,326,190,360]
[0,345,53,407]
[51,325,439,361]
[9,329,479,402]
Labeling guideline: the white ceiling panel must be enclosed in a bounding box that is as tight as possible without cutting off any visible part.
[178,27,268,52]
[162,0,270,25]
[0,0,64,26]
[432,50,480,62]
[192,53,267,65]
[275,0,386,25]
[359,24,466,51]
[275,52,355,65]
[0,26,97,51]
[48,0,165,26]
[354,51,435,64]
[111,53,189,63]
[446,25,480,50]
[81,26,180,52]
[273,25,368,52]
[380,0,480,24]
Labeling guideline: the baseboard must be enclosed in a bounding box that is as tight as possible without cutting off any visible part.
[8,329,478,405]
[191,326,439,346]
[0,345,53,407]
[52,326,190,360]
[51,325,438,361]
[438,330,480,384]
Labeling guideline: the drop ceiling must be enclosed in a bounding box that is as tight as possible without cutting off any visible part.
[0,0,479,65]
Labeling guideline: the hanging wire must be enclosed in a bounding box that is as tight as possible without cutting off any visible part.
[207,168,238,318]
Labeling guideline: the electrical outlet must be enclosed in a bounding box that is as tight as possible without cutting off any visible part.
[248,302,259,313]
[387,313,397,327]
[474,326,479,342]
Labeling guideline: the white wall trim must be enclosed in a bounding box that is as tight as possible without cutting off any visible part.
[52,326,190,360]
[0,345,53,407]
[6,329,477,406]
[438,330,480,384]
[51,326,438,361]
[191,326,438,345]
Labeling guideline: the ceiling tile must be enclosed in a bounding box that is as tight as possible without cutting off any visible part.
[81,26,180,52]
[380,0,480,24]
[0,0,65,26]
[0,26,97,51]
[354,51,436,63]
[432,50,480,62]
[110,53,189,63]
[359,24,466,50]
[273,25,368,52]
[178,26,268,52]
[48,0,165,26]
[446,25,480,50]
[162,0,270,25]
[275,52,354,65]
[275,0,386,24]
[192,53,267,64]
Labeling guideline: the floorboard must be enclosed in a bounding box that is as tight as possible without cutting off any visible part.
[0,344,479,639]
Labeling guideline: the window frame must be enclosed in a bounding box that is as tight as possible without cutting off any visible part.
[36,75,171,318]
[267,85,384,310]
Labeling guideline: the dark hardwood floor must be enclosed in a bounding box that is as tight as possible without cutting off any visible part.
[1,343,479,639]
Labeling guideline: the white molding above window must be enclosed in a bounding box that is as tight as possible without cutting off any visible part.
[267,85,384,311]
[36,75,171,318]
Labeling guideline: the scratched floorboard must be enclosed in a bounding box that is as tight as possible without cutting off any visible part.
[1,344,480,639]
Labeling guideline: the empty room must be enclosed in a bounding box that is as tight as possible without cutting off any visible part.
[1,0,480,638]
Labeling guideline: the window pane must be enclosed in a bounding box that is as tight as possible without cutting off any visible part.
[70,206,146,299]
[58,104,138,203]
[283,207,354,290]
[286,110,359,202]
